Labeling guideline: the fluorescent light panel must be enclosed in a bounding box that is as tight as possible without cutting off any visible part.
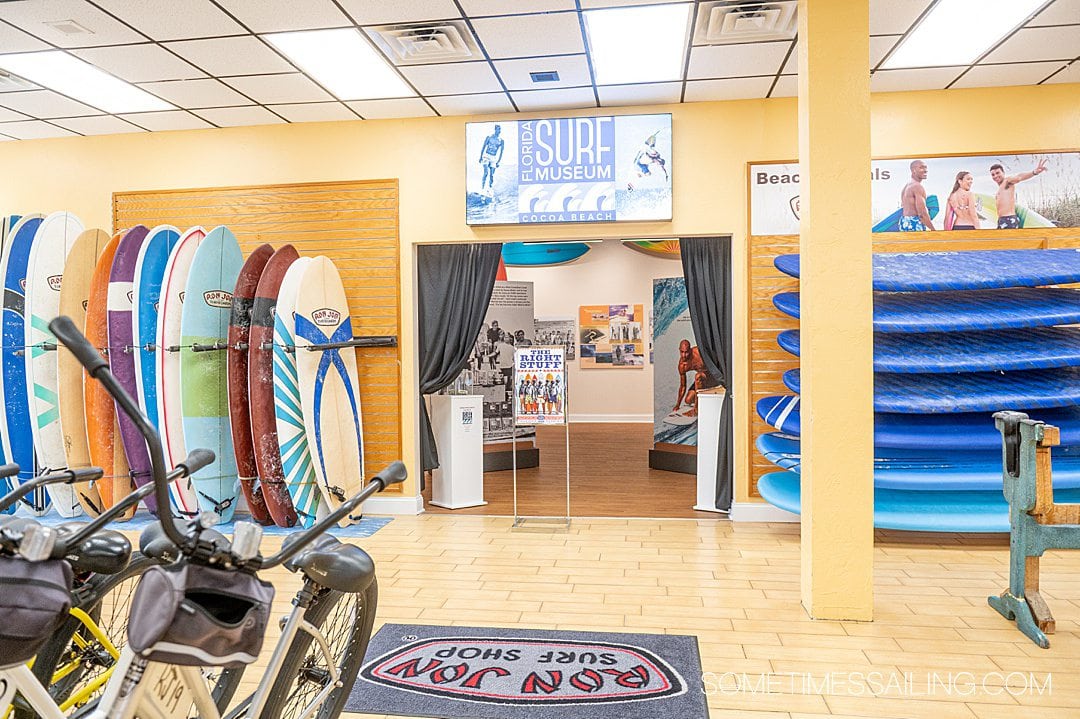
[584,4,692,85]
[264,28,414,101]
[0,51,172,113]
[882,0,1049,69]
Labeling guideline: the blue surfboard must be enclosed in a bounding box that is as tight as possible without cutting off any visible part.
[757,395,1080,450]
[0,215,46,514]
[783,367,1080,414]
[773,288,1080,333]
[0,215,20,510]
[775,248,1080,292]
[755,432,1080,490]
[757,470,1080,533]
[132,225,181,429]
[501,242,591,267]
[777,327,1080,373]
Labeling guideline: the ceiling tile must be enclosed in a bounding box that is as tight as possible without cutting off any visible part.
[0,133,14,141]
[494,54,592,91]
[581,0,684,6]
[688,42,790,80]
[770,75,797,98]
[510,86,596,111]
[597,81,682,107]
[0,106,29,122]
[982,25,1080,64]
[0,120,78,139]
[1028,0,1080,26]
[953,61,1068,88]
[471,13,585,59]
[138,78,252,108]
[1043,61,1080,84]
[869,0,931,35]
[92,0,245,41]
[684,76,773,102]
[165,36,295,77]
[71,44,205,83]
[401,62,503,95]
[117,110,213,130]
[427,92,513,116]
[336,0,461,25]
[870,66,965,93]
[267,102,356,123]
[458,0,575,15]
[0,89,99,118]
[0,0,145,47]
[193,105,285,127]
[345,97,436,119]
[222,73,332,104]
[51,115,144,135]
[213,0,350,33]
[0,20,50,52]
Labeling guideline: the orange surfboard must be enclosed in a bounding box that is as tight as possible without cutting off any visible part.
[85,231,134,518]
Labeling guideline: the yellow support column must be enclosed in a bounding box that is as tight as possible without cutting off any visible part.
[797,0,874,620]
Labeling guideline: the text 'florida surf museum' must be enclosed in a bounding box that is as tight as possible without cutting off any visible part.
[2,0,1080,717]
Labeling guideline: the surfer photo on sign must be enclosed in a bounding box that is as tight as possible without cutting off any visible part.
[946,171,980,230]
[626,131,668,192]
[478,124,504,197]
[992,158,1048,229]
[899,160,935,231]
[670,339,718,422]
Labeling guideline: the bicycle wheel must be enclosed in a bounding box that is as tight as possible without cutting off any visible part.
[256,578,378,719]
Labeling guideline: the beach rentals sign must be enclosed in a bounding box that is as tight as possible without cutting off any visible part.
[514,347,565,426]
[749,151,1080,235]
[466,113,673,225]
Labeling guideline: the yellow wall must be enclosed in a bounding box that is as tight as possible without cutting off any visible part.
[1,83,1077,502]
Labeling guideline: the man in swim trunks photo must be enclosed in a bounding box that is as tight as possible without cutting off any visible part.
[899,159,935,231]
[991,158,1047,229]
[478,124,504,195]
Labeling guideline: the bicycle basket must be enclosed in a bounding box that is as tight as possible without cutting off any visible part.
[127,561,274,667]
[0,555,73,666]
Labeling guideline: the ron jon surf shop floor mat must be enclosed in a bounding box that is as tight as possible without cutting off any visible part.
[346,623,708,719]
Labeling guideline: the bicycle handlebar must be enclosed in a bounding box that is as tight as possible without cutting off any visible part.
[0,466,103,514]
[0,463,18,479]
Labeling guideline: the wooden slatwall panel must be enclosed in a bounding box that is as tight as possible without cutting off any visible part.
[748,228,1080,497]
[113,179,403,494]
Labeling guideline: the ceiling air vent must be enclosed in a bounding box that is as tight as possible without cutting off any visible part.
[694,1,797,45]
[365,20,480,65]
[43,18,95,36]
[530,71,560,83]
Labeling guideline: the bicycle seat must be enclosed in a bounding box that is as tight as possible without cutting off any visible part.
[294,544,375,594]
[139,518,229,561]
[282,532,339,572]
[55,523,132,575]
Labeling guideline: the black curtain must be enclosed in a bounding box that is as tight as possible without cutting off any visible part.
[418,243,503,475]
[680,237,733,511]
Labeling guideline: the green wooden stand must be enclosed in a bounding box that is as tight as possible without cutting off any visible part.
[990,411,1080,648]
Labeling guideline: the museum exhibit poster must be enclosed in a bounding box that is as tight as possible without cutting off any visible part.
[460,280,536,442]
[749,150,1080,235]
[653,277,715,446]
[534,317,576,360]
[579,303,645,368]
[514,347,566,426]
[466,113,673,225]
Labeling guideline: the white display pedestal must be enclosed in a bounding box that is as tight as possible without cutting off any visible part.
[695,390,728,513]
[429,394,487,510]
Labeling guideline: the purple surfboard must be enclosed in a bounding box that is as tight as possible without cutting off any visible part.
[107,226,155,512]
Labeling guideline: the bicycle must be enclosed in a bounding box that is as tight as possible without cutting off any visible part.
[49,314,404,719]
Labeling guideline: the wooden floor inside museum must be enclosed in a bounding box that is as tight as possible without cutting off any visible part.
[422,422,719,518]
[209,516,1080,719]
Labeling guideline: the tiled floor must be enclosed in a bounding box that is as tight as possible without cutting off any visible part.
[237,514,1080,718]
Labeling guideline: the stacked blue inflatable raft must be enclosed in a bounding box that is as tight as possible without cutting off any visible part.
[757,248,1080,532]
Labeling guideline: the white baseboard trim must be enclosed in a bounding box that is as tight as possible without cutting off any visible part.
[570,413,653,423]
[730,501,800,523]
[365,494,424,515]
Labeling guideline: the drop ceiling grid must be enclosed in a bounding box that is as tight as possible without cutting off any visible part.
[0,0,1071,138]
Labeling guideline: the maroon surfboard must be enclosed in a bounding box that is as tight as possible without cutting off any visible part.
[249,245,300,527]
[227,244,274,525]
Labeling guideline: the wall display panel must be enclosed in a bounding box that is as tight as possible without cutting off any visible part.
[653,277,713,446]
[579,303,645,369]
[750,151,1080,236]
[534,317,576,360]
[466,113,673,225]
[113,179,402,493]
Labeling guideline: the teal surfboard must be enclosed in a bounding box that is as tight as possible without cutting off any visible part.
[179,226,242,522]
[501,242,591,266]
